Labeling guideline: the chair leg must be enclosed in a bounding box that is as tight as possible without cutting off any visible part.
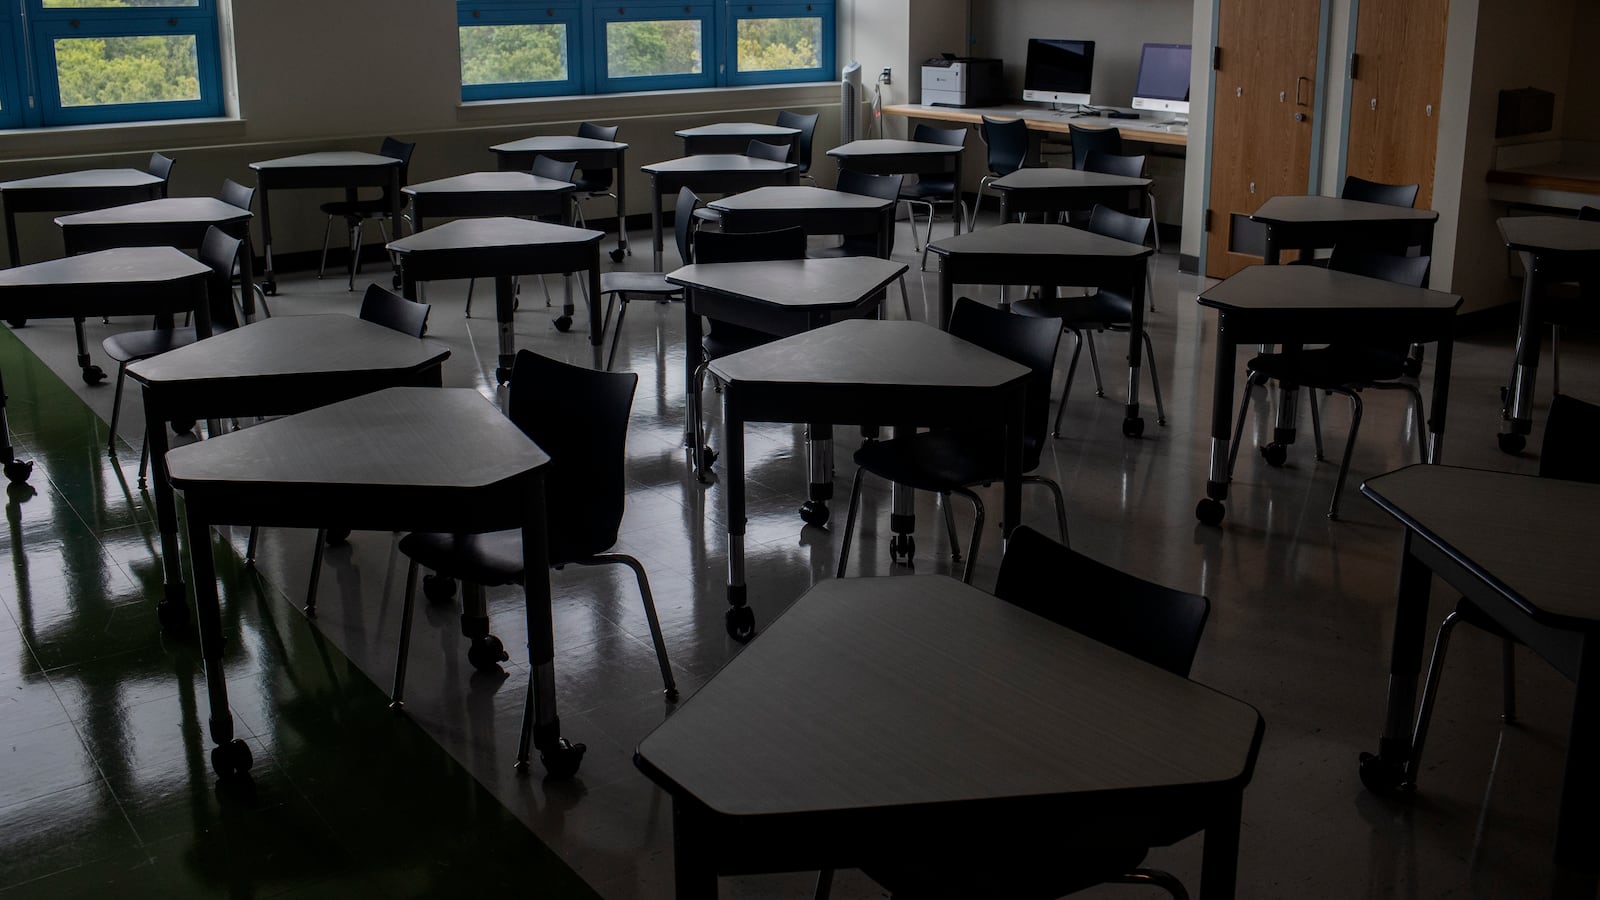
[835,467,868,579]
[1407,609,1463,785]
[1407,383,1429,464]
[1140,329,1167,426]
[1052,329,1083,439]
[1115,867,1188,900]
[1022,475,1071,547]
[1327,391,1363,520]
[899,276,913,321]
[391,559,421,708]
[813,868,834,900]
[137,431,150,486]
[1552,324,1561,398]
[1308,391,1326,461]
[464,278,475,318]
[952,487,985,585]
[1501,638,1518,723]
[606,297,630,371]
[903,200,924,252]
[305,528,327,614]
[576,554,677,698]
[106,362,128,454]
[941,491,962,562]
[1226,371,1256,480]
[317,215,335,278]
[918,200,937,272]
[691,363,712,483]
[1084,330,1105,397]
[347,219,363,291]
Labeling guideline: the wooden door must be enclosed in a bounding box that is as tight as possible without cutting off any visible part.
[1344,0,1449,209]
[1205,0,1324,278]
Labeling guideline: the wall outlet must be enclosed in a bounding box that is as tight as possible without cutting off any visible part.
[879,66,892,85]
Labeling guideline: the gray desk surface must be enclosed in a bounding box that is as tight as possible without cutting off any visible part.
[0,169,165,191]
[126,314,448,387]
[249,151,402,170]
[1251,195,1438,226]
[1197,264,1461,313]
[710,319,1025,388]
[708,185,892,213]
[826,139,963,159]
[490,136,628,154]
[403,172,574,197]
[640,155,797,176]
[991,168,1151,191]
[1498,215,1600,254]
[929,222,1152,260]
[666,257,906,308]
[54,197,250,227]
[387,216,601,252]
[675,122,799,138]
[0,246,209,287]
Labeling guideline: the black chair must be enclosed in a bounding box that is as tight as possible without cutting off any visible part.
[391,349,675,704]
[970,116,1029,228]
[901,123,969,270]
[219,178,269,318]
[1340,174,1419,208]
[318,136,416,291]
[835,298,1070,583]
[146,152,176,196]
[1011,206,1167,438]
[1068,123,1122,170]
[776,110,819,184]
[817,524,1207,899]
[465,155,578,318]
[571,121,621,216]
[693,140,792,230]
[1397,393,1600,793]
[1226,248,1433,519]
[687,226,808,480]
[815,168,903,259]
[601,186,699,370]
[102,226,242,460]
[1085,150,1164,262]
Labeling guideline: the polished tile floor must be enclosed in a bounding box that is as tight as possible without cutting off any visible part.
[1,211,1594,899]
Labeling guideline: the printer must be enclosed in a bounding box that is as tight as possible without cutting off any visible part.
[920,55,1004,107]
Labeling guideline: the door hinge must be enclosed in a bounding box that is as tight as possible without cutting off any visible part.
[1212,46,1222,70]
[1349,52,1360,80]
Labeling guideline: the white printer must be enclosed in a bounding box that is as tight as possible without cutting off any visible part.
[920,55,1004,108]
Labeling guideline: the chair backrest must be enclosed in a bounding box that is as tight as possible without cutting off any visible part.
[1083,151,1146,180]
[947,297,1061,463]
[219,178,254,212]
[1539,394,1600,482]
[357,283,430,338]
[746,139,792,163]
[508,349,638,562]
[979,116,1029,178]
[378,136,417,187]
[1327,247,1431,287]
[578,121,619,142]
[836,168,904,203]
[673,186,699,267]
[1580,206,1600,222]
[148,152,175,196]
[532,155,578,183]
[1086,204,1152,246]
[994,525,1210,677]
[198,225,243,331]
[575,122,620,191]
[776,110,819,175]
[1068,124,1122,170]
[1340,175,1418,208]
[692,226,807,264]
[913,123,968,148]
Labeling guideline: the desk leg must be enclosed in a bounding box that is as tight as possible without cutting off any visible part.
[259,181,277,296]
[1199,789,1243,900]
[1271,345,1301,451]
[1002,397,1022,545]
[1359,534,1431,792]
[1262,228,1281,266]
[685,300,711,479]
[938,268,954,331]
[801,424,833,528]
[515,477,584,778]
[3,207,19,269]
[723,392,753,641]
[651,176,665,271]
[889,424,916,565]
[1501,250,1543,454]
[0,365,32,484]
[1557,640,1600,867]
[1196,318,1236,525]
[673,801,719,900]
[185,506,252,779]
[71,318,105,384]
[144,391,188,629]
[1123,260,1147,438]
[1427,327,1453,464]
[615,150,630,260]
[238,236,257,323]
[494,275,516,384]
[587,250,603,347]
[952,154,964,237]
[387,169,403,290]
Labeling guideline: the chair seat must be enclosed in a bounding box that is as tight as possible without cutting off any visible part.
[572,175,610,194]
[103,320,236,364]
[601,271,680,296]
[853,428,1044,493]
[899,179,956,201]
[692,208,725,224]
[320,196,407,217]
[861,843,1150,900]
[1012,289,1134,328]
[399,526,603,583]
[1248,344,1410,389]
[702,322,772,360]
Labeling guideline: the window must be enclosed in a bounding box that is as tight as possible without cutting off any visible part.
[0,0,224,128]
[456,0,835,100]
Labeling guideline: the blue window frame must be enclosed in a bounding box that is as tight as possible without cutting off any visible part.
[2,0,224,129]
[0,13,24,129]
[456,0,836,101]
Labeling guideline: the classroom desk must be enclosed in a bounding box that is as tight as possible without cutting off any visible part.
[0,168,167,267]
[1249,195,1438,268]
[675,122,800,157]
[1193,265,1461,526]
[635,574,1265,900]
[0,247,210,483]
[668,257,910,522]
[248,151,403,296]
[927,222,1153,436]
[707,319,1027,639]
[882,103,1190,149]
[1495,215,1600,454]
[707,186,896,258]
[54,198,257,319]
[403,172,575,230]
[639,155,797,269]
[990,167,1152,224]
[827,139,966,238]
[164,387,581,780]
[387,217,604,381]
[490,135,631,262]
[128,314,447,622]
[1358,465,1600,874]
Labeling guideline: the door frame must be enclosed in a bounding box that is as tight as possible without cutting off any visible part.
[1334,0,1361,188]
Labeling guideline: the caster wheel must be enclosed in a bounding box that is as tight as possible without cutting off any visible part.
[324,528,351,546]
[609,247,626,263]
[799,500,829,527]
[1497,432,1526,455]
[495,366,512,384]
[210,739,254,779]
[422,573,457,604]
[6,318,24,328]
[156,598,190,631]
[467,634,509,671]
[888,533,916,566]
[1122,416,1145,438]
[553,315,573,332]
[264,281,277,297]
[81,365,106,386]
[1401,357,1422,378]
[725,605,756,642]
[1195,497,1225,526]
[540,738,587,779]
[1357,751,1412,796]
[171,419,195,435]
[1260,443,1288,468]
[2,459,32,484]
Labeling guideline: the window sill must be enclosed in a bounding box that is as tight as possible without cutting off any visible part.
[457,82,840,126]
[0,116,248,164]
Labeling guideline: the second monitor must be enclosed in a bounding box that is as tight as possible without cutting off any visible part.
[1132,42,1191,122]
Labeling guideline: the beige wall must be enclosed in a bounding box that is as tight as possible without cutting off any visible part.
[1563,3,1600,142]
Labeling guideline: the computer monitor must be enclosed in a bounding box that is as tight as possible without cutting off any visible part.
[1022,39,1095,107]
[1131,43,1191,121]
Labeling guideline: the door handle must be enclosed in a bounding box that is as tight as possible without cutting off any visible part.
[1295,76,1311,107]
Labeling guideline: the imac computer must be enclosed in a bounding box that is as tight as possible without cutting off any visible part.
[1131,42,1191,124]
[1022,39,1095,109]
